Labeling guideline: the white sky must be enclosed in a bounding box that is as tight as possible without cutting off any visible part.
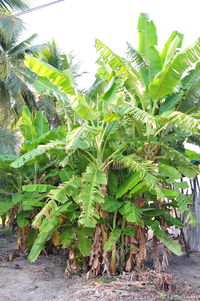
[21,0,200,89]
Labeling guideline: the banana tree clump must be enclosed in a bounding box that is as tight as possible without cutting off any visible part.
[0,13,200,277]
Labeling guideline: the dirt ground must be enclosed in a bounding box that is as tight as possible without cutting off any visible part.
[1,233,200,301]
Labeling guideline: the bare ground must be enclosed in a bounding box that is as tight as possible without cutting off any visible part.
[0,233,200,301]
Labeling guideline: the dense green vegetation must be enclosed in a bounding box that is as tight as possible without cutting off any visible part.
[0,14,43,123]
[0,12,200,277]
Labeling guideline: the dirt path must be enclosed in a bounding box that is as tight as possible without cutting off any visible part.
[167,252,200,292]
[1,234,200,301]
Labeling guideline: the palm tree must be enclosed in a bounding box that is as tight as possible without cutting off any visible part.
[38,39,67,70]
[34,39,83,126]
[0,13,43,124]
[38,39,82,79]
[0,0,28,11]
[0,127,19,227]
[0,127,19,153]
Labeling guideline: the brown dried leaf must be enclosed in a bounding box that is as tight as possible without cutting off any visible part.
[52,230,60,246]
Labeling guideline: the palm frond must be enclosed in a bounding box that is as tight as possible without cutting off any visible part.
[0,0,28,11]
[8,70,21,96]
[8,34,44,57]
[5,71,37,114]
[67,52,84,80]
[38,39,62,69]
[16,65,37,84]
[20,83,38,112]
[0,128,19,154]
[36,96,64,127]
[0,79,10,111]
[0,13,25,43]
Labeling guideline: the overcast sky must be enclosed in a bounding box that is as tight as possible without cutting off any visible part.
[21,0,200,89]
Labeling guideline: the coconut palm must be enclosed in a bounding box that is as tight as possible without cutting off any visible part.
[0,13,43,124]
[0,127,19,153]
[34,39,83,126]
[0,127,19,227]
[0,0,28,11]
[38,39,82,80]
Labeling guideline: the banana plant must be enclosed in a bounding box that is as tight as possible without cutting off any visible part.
[8,13,200,276]
[0,106,67,247]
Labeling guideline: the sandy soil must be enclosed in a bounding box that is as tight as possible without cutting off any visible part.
[1,234,200,301]
[166,252,200,292]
